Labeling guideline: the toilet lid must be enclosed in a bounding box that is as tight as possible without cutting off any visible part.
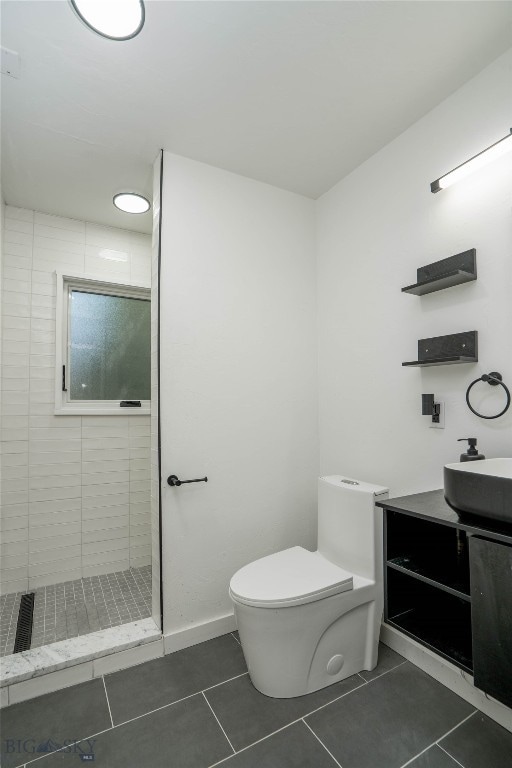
[229,547,353,608]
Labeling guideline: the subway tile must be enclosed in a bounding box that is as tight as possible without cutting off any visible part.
[1,477,28,492]
[31,293,55,309]
[82,448,130,462]
[5,205,34,222]
[29,461,81,477]
[0,565,28,583]
[30,304,56,320]
[82,437,131,450]
[30,317,55,332]
[82,493,130,511]
[82,425,129,439]
[34,223,86,243]
[0,576,28,595]
[29,568,82,589]
[1,464,29,479]
[1,539,28,557]
[29,497,81,515]
[28,439,81,453]
[82,514,129,532]
[28,415,81,429]
[2,302,31,319]
[82,459,129,474]
[2,251,32,269]
[0,527,28,545]
[2,277,31,293]
[29,485,81,502]
[29,556,82,578]
[2,338,30,352]
[34,211,85,232]
[130,480,150,493]
[29,533,82,553]
[0,515,28,532]
[30,342,56,356]
[1,377,30,391]
[2,315,31,330]
[5,216,33,235]
[82,525,129,544]
[30,544,81,565]
[1,490,29,506]
[4,229,32,247]
[0,501,28,518]
[0,451,28,466]
[29,427,81,440]
[82,482,129,498]
[82,502,129,519]
[0,415,29,430]
[82,471,130,485]
[2,552,28,569]
[29,521,81,540]
[86,222,131,249]
[30,329,55,344]
[82,551,129,568]
[29,473,81,490]
[82,537,129,555]
[29,450,81,465]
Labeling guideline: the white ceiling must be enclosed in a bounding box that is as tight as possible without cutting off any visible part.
[2,1,512,234]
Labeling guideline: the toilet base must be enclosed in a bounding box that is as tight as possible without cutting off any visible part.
[233,580,382,698]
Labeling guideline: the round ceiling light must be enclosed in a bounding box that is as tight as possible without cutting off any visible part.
[113,193,151,214]
[70,0,145,41]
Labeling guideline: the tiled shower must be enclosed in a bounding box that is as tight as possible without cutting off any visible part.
[0,205,154,654]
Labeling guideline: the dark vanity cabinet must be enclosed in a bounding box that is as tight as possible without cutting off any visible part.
[470,536,512,709]
[377,491,512,708]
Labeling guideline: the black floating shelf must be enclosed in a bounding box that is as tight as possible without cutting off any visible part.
[402,330,478,368]
[402,356,477,368]
[402,249,476,296]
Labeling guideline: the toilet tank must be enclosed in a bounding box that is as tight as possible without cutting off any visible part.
[317,475,388,581]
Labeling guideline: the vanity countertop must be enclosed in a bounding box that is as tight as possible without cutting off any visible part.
[376,489,512,546]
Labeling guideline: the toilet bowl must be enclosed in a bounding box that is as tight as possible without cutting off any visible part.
[229,475,388,698]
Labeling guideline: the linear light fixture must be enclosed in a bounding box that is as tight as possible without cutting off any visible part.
[431,129,512,193]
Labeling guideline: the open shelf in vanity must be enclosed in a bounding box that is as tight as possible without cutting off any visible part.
[377,490,512,706]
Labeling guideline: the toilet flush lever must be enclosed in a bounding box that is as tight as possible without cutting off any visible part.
[167,475,208,487]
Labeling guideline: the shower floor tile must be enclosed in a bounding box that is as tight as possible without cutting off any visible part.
[0,565,152,656]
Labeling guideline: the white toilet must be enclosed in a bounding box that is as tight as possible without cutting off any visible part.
[229,475,388,698]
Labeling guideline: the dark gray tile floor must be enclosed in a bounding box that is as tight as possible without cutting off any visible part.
[0,566,151,655]
[1,632,511,768]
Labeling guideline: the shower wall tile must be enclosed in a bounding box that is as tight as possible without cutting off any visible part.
[1,205,152,594]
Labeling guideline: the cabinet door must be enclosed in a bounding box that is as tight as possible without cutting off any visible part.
[469,536,512,708]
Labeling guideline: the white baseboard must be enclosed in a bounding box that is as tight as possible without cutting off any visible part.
[164,612,237,654]
[381,623,512,734]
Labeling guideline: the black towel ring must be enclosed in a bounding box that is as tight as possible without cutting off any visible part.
[465,371,511,419]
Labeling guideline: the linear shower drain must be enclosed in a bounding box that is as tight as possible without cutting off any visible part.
[13,592,35,653]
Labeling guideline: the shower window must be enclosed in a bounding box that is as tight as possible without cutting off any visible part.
[55,274,151,415]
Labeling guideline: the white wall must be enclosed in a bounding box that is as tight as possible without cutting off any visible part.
[317,50,512,496]
[0,208,152,594]
[159,153,318,640]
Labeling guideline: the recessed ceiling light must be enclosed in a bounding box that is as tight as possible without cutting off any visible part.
[70,0,145,41]
[113,193,151,214]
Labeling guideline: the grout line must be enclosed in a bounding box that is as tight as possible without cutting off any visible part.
[398,711,477,768]
[302,719,343,767]
[102,675,115,729]
[437,743,466,768]
[114,672,250,728]
[230,631,241,645]
[206,720,302,768]
[207,676,370,768]
[359,659,408,684]
[202,692,236,754]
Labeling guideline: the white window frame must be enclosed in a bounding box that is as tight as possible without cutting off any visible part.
[55,271,151,416]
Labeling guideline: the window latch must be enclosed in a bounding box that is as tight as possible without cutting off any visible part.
[120,400,141,407]
[62,365,67,392]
